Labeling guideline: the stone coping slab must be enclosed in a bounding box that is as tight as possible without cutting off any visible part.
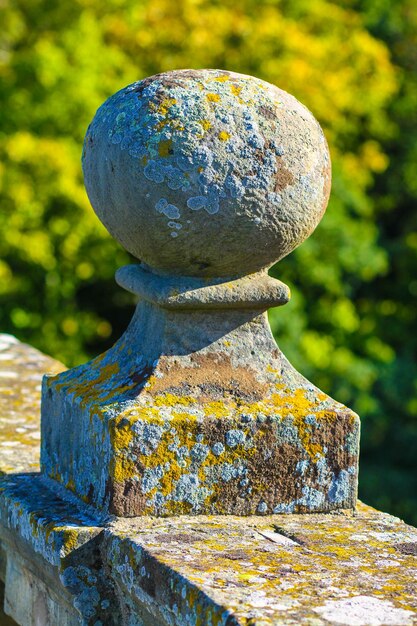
[1,335,417,625]
[0,334,65,474]
[106,503,417,625]
[1,473,417,625]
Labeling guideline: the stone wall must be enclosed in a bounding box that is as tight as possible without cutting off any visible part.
[1,335,417,626]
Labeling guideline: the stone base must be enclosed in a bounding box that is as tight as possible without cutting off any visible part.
[41,299,360,517]
[43,384,359,517]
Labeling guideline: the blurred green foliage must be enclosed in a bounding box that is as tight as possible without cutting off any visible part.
[0,0,416,522]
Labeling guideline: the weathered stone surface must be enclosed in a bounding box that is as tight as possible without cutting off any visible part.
[0,582,17,626]
[115,266,291,310]
[2,474,417,626]
[1,338,416,625]
[0,473,110,625]
[4,550,80,626]
[41,69,358,517]
[0,334,64,474]
[42,286,359,517]
[82,69,331,278]
[106,503,417,626]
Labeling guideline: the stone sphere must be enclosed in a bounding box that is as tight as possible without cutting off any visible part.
[82,69,331,277]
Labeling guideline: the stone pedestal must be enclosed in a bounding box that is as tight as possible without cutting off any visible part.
[38,68,361,517]
[41,266,359,516]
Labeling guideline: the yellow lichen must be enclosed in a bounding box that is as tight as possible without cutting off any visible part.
[204,400,234,418]
[218,131,231,141]
[149,97,177,116]
[128,546,138,568]
[153,393,197,407]
[158,139,173,157]
[155,117,185,133]
[267,387,336,460]
[230,84,242,97]
[206,93,221,103]
[111,454,136,482]
[55,360,124,408]
[109,412,138,482]
[66,478,76,492]
[61,528,79,555]
[198,119,211,131]
[110,415,134,450]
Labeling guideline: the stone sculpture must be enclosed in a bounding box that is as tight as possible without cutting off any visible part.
[41,69,359,517]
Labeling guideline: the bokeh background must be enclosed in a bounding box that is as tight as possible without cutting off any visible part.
[1,0,416,523]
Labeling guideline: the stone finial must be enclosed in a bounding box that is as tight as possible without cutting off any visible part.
[82,69,331,277]
[41,69,359,517]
